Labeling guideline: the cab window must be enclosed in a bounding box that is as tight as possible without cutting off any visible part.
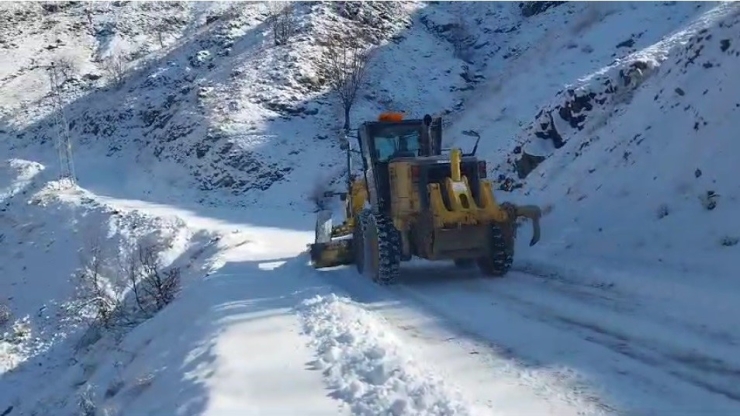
[371,126,421,162]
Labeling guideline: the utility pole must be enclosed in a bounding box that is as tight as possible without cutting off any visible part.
[47,61,76,186]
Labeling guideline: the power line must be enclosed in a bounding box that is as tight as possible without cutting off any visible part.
[47,62,76,186]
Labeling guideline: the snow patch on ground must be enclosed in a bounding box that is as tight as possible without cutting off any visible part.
[298,294,476,416]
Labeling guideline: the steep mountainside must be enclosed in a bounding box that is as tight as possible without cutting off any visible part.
[2,2,740,416]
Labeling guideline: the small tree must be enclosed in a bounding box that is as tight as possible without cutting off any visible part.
[266,1,296,46]
[101,51,126,88]
[54,54,77,82]
[153,20,168,48]
[127,242,180,318]
[318,32,373,132]
[84,5,95,35]
[75,233,121,329]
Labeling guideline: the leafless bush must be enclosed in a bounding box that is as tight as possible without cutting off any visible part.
[54,55,78,82]
[84,6,94,34]
[76,235,122,330]
[152,21,168,48]
[267,1,297,46]
[127,242,181,318]
[78,384,97,416]
[0,303,10,327]
[449,16,471,61]
[101,52,127,88]
[71,232,182,352]
[318,31,374,131]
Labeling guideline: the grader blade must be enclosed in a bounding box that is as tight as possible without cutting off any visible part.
[309,210,355,268]
[309,239,354,268]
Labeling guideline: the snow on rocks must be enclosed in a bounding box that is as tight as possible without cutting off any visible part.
[297,294,475,416]
[499,2,740,181]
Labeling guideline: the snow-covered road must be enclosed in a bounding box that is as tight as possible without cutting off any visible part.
[101,195,740,416]
[314,260,740,416]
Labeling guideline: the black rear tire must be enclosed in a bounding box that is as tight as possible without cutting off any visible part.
[362,212,402,285]
[477,224,514,277]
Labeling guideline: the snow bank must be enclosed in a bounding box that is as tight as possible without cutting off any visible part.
[0,161,225,413]
[297,294,476,416]
[0,158,44,202]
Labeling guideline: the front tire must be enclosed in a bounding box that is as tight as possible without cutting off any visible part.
[477,224,514,277]
[361,211,402,285]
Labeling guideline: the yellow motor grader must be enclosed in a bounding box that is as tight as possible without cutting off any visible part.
[309,112,542,284]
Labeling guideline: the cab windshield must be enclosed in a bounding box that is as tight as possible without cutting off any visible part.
[371,125,422,162]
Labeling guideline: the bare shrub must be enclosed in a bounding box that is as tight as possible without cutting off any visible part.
[76,234,122,329]
[0,303,10,327]
[152,21,168,48]
[54,55,78,82]
[318,31,374,131]
[101,52,127,88]
[449,15,472,61]
[267,1,297,46]
[84,5,94,34]
[127,242,181,318]
[77,384,97,416]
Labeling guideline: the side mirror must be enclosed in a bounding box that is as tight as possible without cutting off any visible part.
[461,130,481,157]
[339,138,349,151]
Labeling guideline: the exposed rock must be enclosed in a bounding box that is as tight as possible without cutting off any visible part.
[519,1,565,18]
[515,152,546,179]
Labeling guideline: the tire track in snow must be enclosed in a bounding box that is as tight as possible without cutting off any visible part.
[317,265,613,416]
[469,276,740,403]
[513,262,740,347]
[386,265,740,414]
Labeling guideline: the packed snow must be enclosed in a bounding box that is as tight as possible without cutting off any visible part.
[1,1,740,416]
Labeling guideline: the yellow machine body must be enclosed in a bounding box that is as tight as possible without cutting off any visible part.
[385,148,540,262]
[308,112,542,280]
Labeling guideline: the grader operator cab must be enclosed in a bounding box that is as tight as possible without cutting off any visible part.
[309,112,542,284]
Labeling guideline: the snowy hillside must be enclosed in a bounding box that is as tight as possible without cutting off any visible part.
[2,1,740,416]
